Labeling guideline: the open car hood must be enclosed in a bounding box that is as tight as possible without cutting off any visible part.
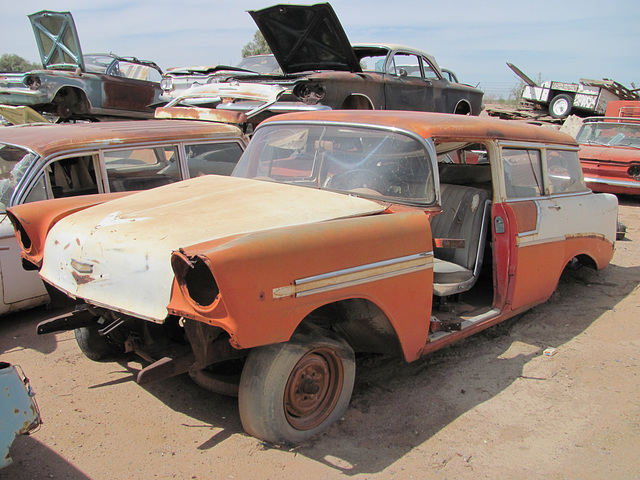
[248,3,361,75]
[29,10,84,71]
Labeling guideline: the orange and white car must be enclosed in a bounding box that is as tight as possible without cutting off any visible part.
[8,110,618,444]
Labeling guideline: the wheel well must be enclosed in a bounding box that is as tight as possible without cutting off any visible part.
[550,91,575,101]
[341,94,374,110]
[53,87,90,114]
[294,298,402,357]
[453,100,472,115]
[572,254,598,270]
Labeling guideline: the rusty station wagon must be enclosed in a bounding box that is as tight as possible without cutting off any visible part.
[0,115,248,315]
[8,110,617,444]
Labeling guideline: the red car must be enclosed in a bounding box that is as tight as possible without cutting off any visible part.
[577,116,640,195]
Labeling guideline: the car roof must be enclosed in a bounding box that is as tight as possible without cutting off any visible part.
[259,110,578,147]
[0,120,243,158]
[352,43,439,65]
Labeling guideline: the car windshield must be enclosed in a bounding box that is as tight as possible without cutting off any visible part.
[354,47,389,73]
[84,55,115,74]
[576,121,640,149]
[234,124,436,205]
[236,56,282,74]
[0,144,38,212]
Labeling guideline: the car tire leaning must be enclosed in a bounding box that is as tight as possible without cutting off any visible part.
[238,330,355,444]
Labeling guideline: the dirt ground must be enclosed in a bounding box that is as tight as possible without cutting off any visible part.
[1,199,639,480]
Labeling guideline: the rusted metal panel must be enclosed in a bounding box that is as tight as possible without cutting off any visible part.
[260,110,578,146]
[168,211,434,358]
[155,106,248,124]
[0,120,245,160]
[0,363,41,468]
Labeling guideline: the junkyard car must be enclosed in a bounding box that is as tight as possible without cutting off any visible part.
[173,4,483,119]
[0,11,163,121]
[0,113,249,315]
[0,362,41,468]
[577,116,640,195]
[8,110,617,444]
[160,55,282,103]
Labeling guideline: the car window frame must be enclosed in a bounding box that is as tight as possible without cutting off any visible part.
[21,151,104,203]
[420,56,443,80]
[15,138,247,203]
[498,141,589,202]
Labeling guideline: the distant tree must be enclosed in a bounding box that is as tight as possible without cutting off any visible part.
[0,54,39,73]
[241,31,272,58]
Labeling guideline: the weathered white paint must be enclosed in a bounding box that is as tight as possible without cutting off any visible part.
[516,192,618,247]
[39,175,386,322]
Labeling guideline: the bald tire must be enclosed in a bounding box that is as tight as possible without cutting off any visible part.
[238,332,355,445]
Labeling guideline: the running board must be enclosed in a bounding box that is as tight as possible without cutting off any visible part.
[430,308,501,340]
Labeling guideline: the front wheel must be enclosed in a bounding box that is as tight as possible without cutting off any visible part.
[74,322,123,361]
[549,94,573,119]
[238,331,355,444]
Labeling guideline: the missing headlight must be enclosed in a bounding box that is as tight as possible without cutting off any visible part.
[6,211,31,250]
[294,82,326,105]
[628,165,640,181]
[25,75,41,90]
[172,252,219,308]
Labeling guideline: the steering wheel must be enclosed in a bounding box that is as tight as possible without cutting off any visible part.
[326,169,389,194]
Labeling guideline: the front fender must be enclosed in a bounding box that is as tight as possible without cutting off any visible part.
[168,211,435,360]
[7,192,133,268]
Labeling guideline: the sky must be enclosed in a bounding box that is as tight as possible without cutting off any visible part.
[2,0,639,98]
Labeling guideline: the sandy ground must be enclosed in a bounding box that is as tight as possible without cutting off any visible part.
[1,198,639,480]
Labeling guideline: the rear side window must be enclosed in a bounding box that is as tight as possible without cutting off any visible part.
[546,149,587,194]
[185,142,244,178]
[502,148,543,198]
[48,155,99,198]
[104,146,180,192]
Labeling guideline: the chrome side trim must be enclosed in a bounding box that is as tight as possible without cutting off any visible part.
[584,176,640,189]
[273,252,433,299]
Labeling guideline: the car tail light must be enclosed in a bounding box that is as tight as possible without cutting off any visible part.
[171,251,219,309]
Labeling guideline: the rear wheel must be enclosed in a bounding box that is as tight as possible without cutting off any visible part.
[238,331,355,444]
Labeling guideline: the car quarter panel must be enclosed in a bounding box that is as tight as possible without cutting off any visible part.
[168,211,434,361]
[503,193,617,309]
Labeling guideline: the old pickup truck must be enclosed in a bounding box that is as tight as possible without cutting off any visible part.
[7,110,617,444]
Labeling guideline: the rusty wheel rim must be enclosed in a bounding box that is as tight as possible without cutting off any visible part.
[284,347,344,431]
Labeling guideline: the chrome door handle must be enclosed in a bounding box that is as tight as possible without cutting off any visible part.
[548,205,561,210]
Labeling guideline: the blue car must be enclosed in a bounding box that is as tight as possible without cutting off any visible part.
[0,10,163,121]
